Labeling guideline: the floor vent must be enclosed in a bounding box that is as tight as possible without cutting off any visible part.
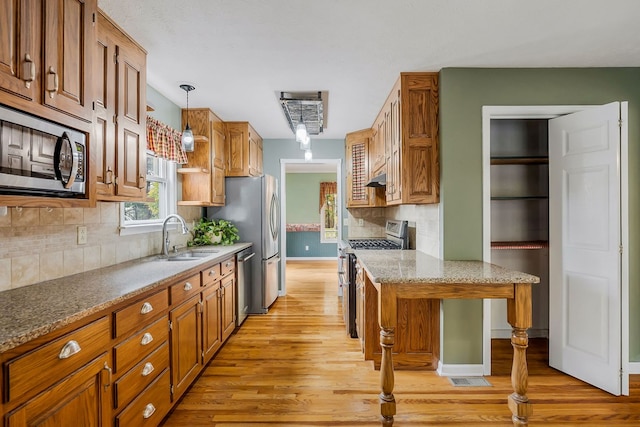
[448,377,492,387]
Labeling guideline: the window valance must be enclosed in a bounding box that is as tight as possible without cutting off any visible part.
[146,116,188,164]
[319,181,337,212]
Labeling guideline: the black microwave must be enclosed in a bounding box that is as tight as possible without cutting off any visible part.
[0,105,86,198]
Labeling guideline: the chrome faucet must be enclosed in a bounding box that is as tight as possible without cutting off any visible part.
[162,214,189,256]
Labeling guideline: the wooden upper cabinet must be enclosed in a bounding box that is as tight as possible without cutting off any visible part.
[386,72,439,205]
[225,121,263,177]
[94,10,147,201]
[179,108,226,206]
[345,129,385,208]
[0,0,96,128]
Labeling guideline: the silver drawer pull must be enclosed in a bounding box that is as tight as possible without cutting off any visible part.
[142,403,156,419]
[225,261,232,267]
[58,340,81,359]
[183,282,193,291]
[140,302,153,314]
[208,269,216,276]
[140,333,153,346]
[141,362,155,377]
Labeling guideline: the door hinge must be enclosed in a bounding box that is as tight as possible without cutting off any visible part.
[169,320,173,331]
[618,119,623,127]
[170,385,174,395]
[619,244,624,254]
[92,101,95,111]
[92,12,96,25]
[114,53,119,64]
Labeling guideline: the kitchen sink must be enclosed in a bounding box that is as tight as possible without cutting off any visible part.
[160,250,219,261]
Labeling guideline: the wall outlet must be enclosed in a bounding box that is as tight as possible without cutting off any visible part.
[358,218,364,226]
[343,218,348,227]
[77,226,87,245]
[305,245,309,251]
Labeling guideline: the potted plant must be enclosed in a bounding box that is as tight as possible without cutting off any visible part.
[188,218,240,246]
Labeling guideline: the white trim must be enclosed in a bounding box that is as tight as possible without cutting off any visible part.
[437,362,485,377]
[491,329,548,339]
[286,257,337,261]
[279,158,343,297]
[481,104,629,394]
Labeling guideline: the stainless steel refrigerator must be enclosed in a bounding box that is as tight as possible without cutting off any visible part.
[208,175,280,315]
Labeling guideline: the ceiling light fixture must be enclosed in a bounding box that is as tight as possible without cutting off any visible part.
[299,134,310,150]
[295,105,307,143]
[180,84,195,152]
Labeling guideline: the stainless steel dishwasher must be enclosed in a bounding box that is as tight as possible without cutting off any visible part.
[236,247,255,326]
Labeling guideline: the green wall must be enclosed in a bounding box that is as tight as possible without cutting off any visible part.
[146,85,181,129]
[285,173,337,223]
[439,68,640,364]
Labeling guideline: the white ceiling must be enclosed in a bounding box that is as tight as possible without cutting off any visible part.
[98,0,640,140]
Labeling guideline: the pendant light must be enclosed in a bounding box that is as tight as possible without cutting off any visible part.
[299,134,310,150]
[180,84,195,152]
[295,105,307,143]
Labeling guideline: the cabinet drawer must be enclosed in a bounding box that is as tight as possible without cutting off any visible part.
[221,256,235,277]
[170,273,201,306]
[114,342,169,409]
[201,263,221,287]
[116,368,171,427]
[5,316,110,404]
[114,316,168,374]
[113,289,168,338]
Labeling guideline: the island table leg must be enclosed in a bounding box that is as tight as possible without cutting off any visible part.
[378,286,397,426]
[507,283,533,426]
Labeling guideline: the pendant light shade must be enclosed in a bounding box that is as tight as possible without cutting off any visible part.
[304,149,312,161]
[295,122,307,143]
[299,134,310,150]
[180,84,195,152]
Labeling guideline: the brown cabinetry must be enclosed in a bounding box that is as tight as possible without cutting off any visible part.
[94,10,147,201]
[0,0,96,125]
[345,129,385,208]
[169,293,202,402]
[225,122,263,177]
[356,259,440,370]
[202,256,236,364]
[179,108,227,206]
[385,72,439,205]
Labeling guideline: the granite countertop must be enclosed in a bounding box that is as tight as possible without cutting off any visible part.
[353,249,540,285]
[0,243,252,353]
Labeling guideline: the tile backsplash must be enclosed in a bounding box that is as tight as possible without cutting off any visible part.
[0,203,201,292]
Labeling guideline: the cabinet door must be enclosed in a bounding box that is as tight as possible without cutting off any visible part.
[226,123,249,176]
[169,295,202,401]
[211,119,226,205]
[212,165,226,206]
[114,39,147,199]
[202,284,222,364]
[220,274,236,342]
[387,87,401,204]
[249,132,263,177]
[345,129,371,207]
[0,0,40,102]
[42,0,94,122]
[6,353,112,427]
[94,13,116,198]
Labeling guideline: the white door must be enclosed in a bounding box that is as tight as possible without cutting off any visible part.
[548,102,627,395]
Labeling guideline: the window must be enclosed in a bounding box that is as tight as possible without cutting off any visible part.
[120,151,176,233]
[320,192,337,243]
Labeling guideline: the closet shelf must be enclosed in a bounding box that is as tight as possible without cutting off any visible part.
[491,156,548,165]
[491,240,549,250]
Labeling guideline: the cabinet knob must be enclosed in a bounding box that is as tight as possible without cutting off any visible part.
[58,340,81,359]
[46,66,58,98]
[141,362,155,377]
[140,332,154,346]
[142,403,156,419]
[209,269,216,276]
[140,302,153,314]
[184,282,193,291]
[22,54,35,88]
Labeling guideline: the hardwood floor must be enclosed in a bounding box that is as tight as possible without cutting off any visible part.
[161,260,640,426]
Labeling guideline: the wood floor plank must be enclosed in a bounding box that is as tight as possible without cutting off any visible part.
[161,260,640,426]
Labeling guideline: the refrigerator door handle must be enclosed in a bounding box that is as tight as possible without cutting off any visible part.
[267,256,280,265]
[269,193,279,241]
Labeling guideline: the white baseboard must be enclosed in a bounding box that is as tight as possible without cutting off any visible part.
[491,329,549,339]
[286,257,337,261]
[437,361,485,377]
[629,362,640,374]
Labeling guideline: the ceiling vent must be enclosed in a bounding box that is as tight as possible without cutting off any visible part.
[279,91,328,136]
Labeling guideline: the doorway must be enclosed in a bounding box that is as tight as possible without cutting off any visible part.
[481,104,629,395]
[279,159,343,296]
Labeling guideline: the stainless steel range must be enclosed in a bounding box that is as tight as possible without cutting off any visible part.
[339,219,408,337]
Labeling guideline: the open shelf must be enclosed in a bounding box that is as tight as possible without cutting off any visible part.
[491,156,548,165]
[193,135,209,144]
[491,240,549,250]
[178,200,214,206]
[177,167,210,174]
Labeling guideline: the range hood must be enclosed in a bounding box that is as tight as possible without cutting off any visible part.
[365,173,386,187]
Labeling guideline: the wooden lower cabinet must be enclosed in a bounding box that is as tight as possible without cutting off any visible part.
[169,294,202,402]
[202,283,223,363]
[362,268,440,370]
[115,369,171,427]
[5,353,112,427]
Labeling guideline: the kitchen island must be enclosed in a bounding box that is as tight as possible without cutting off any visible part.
[354,249,540,427]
